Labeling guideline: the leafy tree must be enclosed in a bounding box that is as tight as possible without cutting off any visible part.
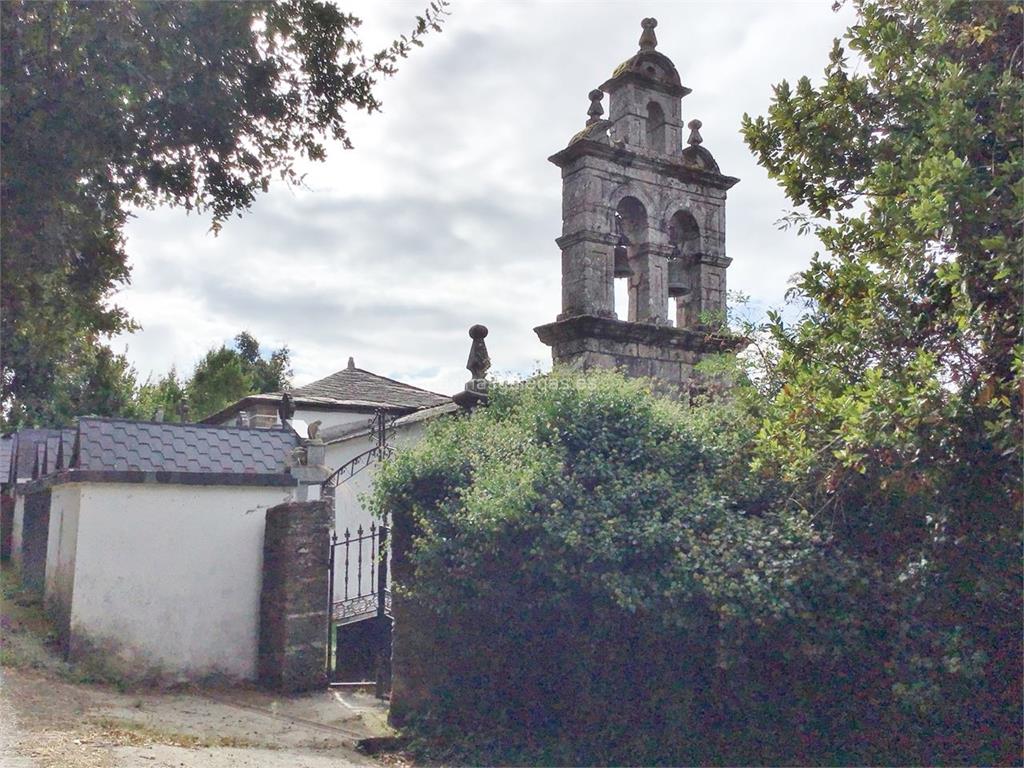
[234,331,292,394]
[133,367,188,422]
[742,0,1021,760]
[184,332,291,420]
[3,328,292,426]
[6,335,141,428]
[0,0,446,429]
[187,346,253,421]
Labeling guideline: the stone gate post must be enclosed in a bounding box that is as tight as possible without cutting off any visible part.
[258,500,332,692]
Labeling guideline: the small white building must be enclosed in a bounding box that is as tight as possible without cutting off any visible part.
[20,417,298,682]
[205,358,458,632]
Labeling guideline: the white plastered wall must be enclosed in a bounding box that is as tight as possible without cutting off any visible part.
[68,482,292,681]
[10,491,25,573]
[213,407,373,433]
[323,418,432,530]
[325,435,379,536]
[44,483,81,640]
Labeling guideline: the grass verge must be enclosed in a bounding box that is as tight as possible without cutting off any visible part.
[1,563,135,689]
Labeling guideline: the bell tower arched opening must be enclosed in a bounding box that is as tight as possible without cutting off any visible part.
[668,210,700,326]
[614,196,647,320]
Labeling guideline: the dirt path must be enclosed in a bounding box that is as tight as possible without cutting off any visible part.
[0,566,398,767]
[1,666,391,767]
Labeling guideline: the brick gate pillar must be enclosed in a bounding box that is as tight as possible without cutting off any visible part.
[258,500,332,692]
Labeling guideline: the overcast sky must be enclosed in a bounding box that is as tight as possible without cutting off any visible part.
[113,0,857,396]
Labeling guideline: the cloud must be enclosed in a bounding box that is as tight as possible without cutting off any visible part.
[113,0,855,395]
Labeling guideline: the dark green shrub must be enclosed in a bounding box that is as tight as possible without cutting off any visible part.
[372,370,900,765]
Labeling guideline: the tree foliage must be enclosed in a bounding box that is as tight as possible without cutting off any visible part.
[182,346,253,423]
[37,336,141,428]
[2,328,292,426]
[132,366,187,423]
[740,0,1021,759]
[0,0,445,429]
[134,331,292,421]
[741,0,1021,510]
[234,331,292,395]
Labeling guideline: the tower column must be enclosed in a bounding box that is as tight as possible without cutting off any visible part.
[557,230,617,320]
[628,243,673,325]
[675,253,732,328]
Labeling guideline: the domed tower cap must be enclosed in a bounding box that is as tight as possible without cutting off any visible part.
[601,18,690,98]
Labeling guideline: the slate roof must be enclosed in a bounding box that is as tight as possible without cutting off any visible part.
[292,365,450,411]
[0,436,12,487]
[75,417,298,475]
[200,361,453,426]
[58,428,76,472]
[9,429,63,483]
[44,433,62,476]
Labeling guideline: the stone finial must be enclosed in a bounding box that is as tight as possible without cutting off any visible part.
[639,18,658,52]
[586,89,604,125]
[454,324,491,409]
[307,420,322,440]
[687,119,703,146]
[278,392,296,423]
[347,356,356,370]
[466,324,491,379]
[177,400,190,423]
[153,407,164,423]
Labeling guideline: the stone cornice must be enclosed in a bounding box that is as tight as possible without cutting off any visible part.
[549,139,740,191]
[599,70,691,99]
[636,243,675,258]
[568,119,612,147]
[697,253,732,268]
[555,230,620,250]
[535,315,748,353]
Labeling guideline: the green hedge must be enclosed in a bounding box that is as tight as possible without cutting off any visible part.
[372,370,1016,765]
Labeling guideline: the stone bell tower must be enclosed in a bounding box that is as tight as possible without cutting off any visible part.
[535,18,743,388]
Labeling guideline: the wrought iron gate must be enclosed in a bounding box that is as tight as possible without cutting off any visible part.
[327,522,391,696]
[321,409,397,697]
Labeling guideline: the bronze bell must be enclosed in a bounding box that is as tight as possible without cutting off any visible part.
[667,251,688,297]
[613,234,633,278]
